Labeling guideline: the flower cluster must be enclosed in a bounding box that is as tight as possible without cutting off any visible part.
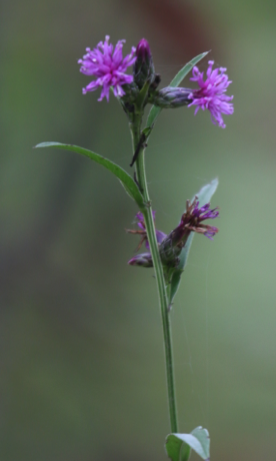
[188,60,234,128]
[78,35,136,101]
[78,37,233,127]
[128,202,219,268]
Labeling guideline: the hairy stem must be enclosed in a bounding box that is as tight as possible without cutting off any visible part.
[130,115,178,433]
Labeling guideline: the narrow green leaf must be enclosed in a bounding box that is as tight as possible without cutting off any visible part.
[166,427,210,461]
[168,51,209,88]
[169,178,219,304]
[146,51,209,129]
[195,178,219,209]
[35,142,145,210]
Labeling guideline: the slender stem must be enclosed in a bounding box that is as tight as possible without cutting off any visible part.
[130,116,178,433]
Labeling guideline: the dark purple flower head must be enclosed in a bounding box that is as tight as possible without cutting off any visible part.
[188,60,234,128]
[126,211,166,251]
[179,198,219,240]
[78,36,137,101]
[159,198,219,267]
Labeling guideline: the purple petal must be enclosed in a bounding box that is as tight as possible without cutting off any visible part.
[188,61,233,127]
[78,36,137,102]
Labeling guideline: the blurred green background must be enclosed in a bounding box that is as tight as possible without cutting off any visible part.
[2,0,276,460]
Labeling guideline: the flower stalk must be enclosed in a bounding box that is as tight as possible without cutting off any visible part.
[129,110,178,433]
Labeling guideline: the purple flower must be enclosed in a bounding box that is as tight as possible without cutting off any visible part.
[78,35,137,101]
[188,60,234,128]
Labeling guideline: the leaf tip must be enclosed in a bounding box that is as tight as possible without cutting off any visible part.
[33,141,57,149]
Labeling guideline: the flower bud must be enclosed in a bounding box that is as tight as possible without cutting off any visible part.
[133,38,155,89]
[149,87,192,108]
[128,253,153,268]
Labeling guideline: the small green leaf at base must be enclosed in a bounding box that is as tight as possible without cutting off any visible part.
[34,142,145,211]
[168,178,219,304]
[166,427,210,461]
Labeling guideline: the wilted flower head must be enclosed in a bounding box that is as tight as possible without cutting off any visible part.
[160,198,219,266]
[78,35,137,101]
[127,211,166,251]
[127,211,166,267]
[180,198,219,239]
[188,60,234,128]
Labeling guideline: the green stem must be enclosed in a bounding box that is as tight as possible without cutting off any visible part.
[130,116,178,433]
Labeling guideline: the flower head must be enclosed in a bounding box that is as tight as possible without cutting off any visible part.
[127,212,166,267]
[78,36,137,101]
[188,60,234,128]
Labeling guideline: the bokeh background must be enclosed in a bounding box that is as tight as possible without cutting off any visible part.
[2,0,276,460]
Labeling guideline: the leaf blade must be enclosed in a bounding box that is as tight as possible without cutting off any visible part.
[169,51,209,88]
[35,142,145,210]
[166,427,210,461]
